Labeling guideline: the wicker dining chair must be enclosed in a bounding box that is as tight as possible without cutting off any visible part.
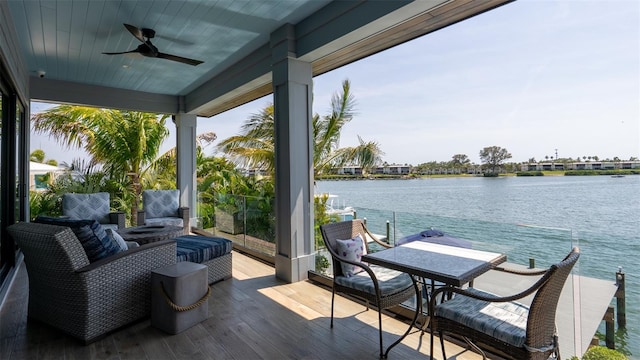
[429,246,580,360]
[320,219,419,359]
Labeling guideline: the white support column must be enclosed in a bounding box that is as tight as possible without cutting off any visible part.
[271,24,315,283]
[174,113,197,229]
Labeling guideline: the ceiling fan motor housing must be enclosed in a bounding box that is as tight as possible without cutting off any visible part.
[141,28,155,39]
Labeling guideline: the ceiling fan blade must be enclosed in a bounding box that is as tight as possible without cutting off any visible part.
[123,23,145,42]
[102,49,140,55]
[156,52,204,66]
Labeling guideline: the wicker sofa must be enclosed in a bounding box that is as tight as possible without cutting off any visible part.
[8,222,177,343]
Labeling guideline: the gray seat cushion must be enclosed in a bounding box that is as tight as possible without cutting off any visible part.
[334,265,413,296]
[434,287,529,347]
[146,216,183,227]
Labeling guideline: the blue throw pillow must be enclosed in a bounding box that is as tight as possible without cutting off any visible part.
[34,216,121,262]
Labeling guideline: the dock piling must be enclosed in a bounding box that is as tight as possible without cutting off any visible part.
[615,267,626,328]
[529,258,535,269]
[605,306,615,349]
[386,221,390,245]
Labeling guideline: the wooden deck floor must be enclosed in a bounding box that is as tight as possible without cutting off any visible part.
[0,251,486,360]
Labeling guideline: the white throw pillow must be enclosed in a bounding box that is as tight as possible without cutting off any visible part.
[335,234,366,277]
[126,241,140,249]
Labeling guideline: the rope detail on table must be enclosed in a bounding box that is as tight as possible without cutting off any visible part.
[159,282,211,312]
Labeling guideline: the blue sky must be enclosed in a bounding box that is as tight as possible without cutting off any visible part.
[32,0,639,166]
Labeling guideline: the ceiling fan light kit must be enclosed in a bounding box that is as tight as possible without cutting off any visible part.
[103,23,203,66]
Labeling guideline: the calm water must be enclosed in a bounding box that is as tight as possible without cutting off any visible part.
[316,175,640,356]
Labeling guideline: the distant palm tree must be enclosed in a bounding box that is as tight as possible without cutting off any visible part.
[217,79,384,177]
[32,105,170,223]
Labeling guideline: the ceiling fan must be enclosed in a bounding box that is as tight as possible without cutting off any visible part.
[103,23,203,66]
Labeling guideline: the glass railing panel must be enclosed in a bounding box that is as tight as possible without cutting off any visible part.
[195,193,276,258]
[575,227,633,357]
[352,207,396,248]
[242,195,276,257]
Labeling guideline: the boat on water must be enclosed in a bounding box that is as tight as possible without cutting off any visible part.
[316,193,355,220]
[611,174,625,178]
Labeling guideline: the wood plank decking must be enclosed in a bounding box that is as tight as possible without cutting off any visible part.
[1,248,617,359]
[1,250,485,360]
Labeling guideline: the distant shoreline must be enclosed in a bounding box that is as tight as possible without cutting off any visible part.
[316,170,638,181]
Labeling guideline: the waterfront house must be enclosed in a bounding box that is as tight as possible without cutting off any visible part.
[519,160,640,172]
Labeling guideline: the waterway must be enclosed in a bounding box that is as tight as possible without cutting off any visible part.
[316,175,640,357]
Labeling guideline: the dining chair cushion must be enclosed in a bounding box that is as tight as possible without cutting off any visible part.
[335,234,366,277]
[434,287,529,347]
[334,265,413,296]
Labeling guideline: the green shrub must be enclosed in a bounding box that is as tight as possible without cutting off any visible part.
[565,170,635,176]
[516,171,544,176]
[315,254,330,274]
[581,346,627,360]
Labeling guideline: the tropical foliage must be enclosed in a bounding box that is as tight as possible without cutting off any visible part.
[29,159,129,221]
[30,149,58,166]
[217,79,384,177]
[31,106,170,222]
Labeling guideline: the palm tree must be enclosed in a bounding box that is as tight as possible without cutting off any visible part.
[217,105,276,172]
[217,79,384,178]
[32,105,170,223]
[144,131,218,190]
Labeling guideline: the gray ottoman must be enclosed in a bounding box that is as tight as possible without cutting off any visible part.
[151,262,209,334]
[174,235,233,284]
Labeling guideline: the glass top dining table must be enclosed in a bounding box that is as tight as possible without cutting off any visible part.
[362,241,507,287]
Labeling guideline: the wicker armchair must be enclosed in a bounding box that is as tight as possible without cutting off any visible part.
[8,222,177,344]
[138,189,190,235]
[429,246,580,360]
[320,220,419,359]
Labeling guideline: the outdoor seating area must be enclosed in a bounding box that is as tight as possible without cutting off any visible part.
[1,245,496,360]
[0,217,617,359]
[4,215,233,344]
[6,222,176,343]
[315,220,609,359]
